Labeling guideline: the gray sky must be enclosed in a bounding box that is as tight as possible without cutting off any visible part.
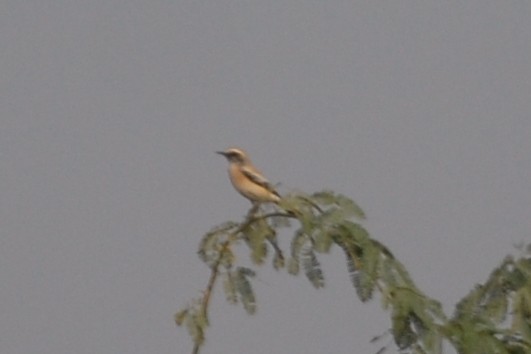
[1,1,530,354]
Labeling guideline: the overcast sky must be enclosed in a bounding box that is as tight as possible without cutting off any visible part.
[1,1,530,354]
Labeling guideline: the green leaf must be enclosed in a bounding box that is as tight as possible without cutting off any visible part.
[410,311,427,338]
[380,257,399,288]
[234,267,257,315]
[355,240,380,302]
[339,221,370,242]
[290,229,308,261]
[514,257,531,281]
[197,232,220,265]
[336,193,366,219]
[270,214,291,228]
[277,193,302,211]
[513,287,531,342]
[310,190,337,205]
[250,241,268,265]
[243,222,270,265]
[239,267,256,277]
[310,191,365,219]
[485,290,509,324]
[417,325,442,354]
[288,257,299,275]
[389,256,416,288]
[195,305,208,328]
[301,246,325,289]
[316,207,345,225]
[280,192,320,216]
[392,321,414,350]
[392,309,416,350]
[313,228,334,254]
[198,221,238,265]
[219,247,235,268]
[223,272,238,304]
[185,312,205,346]
[333,234,366,296]
[353,270,374,302]
[174,308,188,326]
[412,343,428,354]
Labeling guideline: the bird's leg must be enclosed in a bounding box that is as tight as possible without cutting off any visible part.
[247,202,260,218]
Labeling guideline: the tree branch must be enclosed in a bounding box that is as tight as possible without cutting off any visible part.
[192,209,296,354]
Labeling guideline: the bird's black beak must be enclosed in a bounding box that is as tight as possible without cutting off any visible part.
[216,151,227,157]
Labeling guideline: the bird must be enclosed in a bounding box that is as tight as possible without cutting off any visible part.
[217,147,281,205]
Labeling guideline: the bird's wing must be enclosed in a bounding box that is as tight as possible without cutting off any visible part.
[241,166,280,196]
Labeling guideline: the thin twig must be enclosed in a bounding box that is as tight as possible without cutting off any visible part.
[250,211,296,221]
[192,209,296,354]
[192,240,230,354]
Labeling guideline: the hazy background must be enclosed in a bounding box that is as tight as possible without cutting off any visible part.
[1,1,530,353]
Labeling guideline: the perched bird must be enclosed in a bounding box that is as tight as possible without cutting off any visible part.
[217,147,281,204]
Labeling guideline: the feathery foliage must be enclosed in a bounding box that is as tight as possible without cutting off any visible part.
[301,245,325,288]
[233,267,257,314]
[176,190,531,354]
[446,248,531,354]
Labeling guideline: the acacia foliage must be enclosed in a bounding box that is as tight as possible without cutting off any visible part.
[175,191,531,354]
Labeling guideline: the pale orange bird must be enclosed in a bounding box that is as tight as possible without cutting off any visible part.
[217,147,281,204]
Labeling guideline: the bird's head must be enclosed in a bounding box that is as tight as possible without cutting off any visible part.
[216,147,250,165]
